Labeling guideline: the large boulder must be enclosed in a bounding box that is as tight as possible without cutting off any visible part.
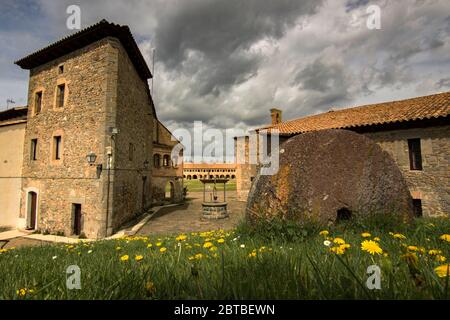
[246,129,414,223]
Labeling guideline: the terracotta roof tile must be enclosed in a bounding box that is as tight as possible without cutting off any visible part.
[258,92,449,135]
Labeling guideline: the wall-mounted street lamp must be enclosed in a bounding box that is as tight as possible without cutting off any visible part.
[143,159,149,170]
[86,151,102,179]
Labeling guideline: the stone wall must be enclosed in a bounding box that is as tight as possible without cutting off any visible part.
[110,38,154,231]
[236,124,449,217]
[152,120,184,204]
[20,39,113,238]
[364,125,449,217]
[0,122,25,227]
[235,136,257,201]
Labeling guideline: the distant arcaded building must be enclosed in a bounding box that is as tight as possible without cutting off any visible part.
[235,93,449,217]
[0,20,183,238]
[183,163,236,180]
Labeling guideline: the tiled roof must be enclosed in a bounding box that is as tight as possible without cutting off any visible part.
[0,106,28,126]
[258,92,450,135]
[15,19,152,80]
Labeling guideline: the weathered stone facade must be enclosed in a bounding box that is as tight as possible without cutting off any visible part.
[236,97,449,217]
[7,20,184,238]
[364,126,450,216]
[246,130,414,223]
[20,39,114,237]
[152,119,184,204]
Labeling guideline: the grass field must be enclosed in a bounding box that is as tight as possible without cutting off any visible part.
[1,216,449,299]
[183,179,236,192]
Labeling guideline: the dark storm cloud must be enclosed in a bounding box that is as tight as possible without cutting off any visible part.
[154,0,323,96]
[345,0,371,12]
[292,58,352,109]
[155,0,322,68]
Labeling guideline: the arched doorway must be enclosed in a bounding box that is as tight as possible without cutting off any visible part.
[27,191,37,230]
[165,181,175,202]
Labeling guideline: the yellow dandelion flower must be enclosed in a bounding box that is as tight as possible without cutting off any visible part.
[434,264,450,278]
[195,253,203,260]
[217,238,225,244]
[361,232,371,238]
[436,255,447,263]
[319,230,329,236]
[373,237,381,242]
[209,246,218,252]
[333,238,346,245]
[176,235,187,242]
[407,246,418,251]
[248,252,257,258]
[439,234,450,242]
[361,240,383,255]
[120,255,129,262]
[147,243,153,248]
[428,249,442,256]
[330,246,345,255]
[135,255,144,262]
[156,242,162,247]
[159,247,167,253]
[393,233,406,240]
[203,242,213,249]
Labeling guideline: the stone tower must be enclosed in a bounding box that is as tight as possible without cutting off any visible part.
[15,20,155,238]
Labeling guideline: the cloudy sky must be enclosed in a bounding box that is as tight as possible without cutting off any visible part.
[1,0,449,160]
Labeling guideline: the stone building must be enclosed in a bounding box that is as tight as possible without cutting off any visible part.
[183,163,236,180]
[235,92,449,217]
[0,20,183,238]
[152,119,184,204]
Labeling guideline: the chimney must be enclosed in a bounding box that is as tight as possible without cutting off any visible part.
[270,108,282,125]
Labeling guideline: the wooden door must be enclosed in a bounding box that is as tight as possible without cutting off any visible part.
[73,204,82,236]
[28,192,37,230]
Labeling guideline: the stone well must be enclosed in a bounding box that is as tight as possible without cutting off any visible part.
[246,129,414,224]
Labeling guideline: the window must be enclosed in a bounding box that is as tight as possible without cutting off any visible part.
[35,91,42,114]
[53,136,62,160]
[408,138,422,170]
[413,199,423,217]
[57,84,65,108]
[129,143,134,161]
[58,65,64,74]
[30,139,38,161]
[163,155,170,167]
[153,154,161,168]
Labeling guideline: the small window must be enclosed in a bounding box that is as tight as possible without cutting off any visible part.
[30,139,38,161]
[408,138,422,170]
[53,136,62,160]
[413,199,423,217]
[57,84,65,108]
[163,155,170,167]
[35,91,42,114]
[58,65,64,74]
[129,143,134,161]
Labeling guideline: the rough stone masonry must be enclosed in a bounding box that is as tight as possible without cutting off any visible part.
[246,129,414,224]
